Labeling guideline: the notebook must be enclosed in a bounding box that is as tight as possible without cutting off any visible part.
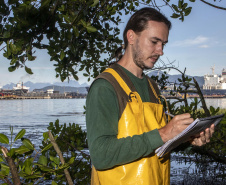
[155,114,225,157]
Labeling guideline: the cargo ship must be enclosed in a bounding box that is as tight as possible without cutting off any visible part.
[202,67,226,96]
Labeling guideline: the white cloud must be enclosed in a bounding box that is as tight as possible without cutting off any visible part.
[171,36,209,47]
[199,45,209,48]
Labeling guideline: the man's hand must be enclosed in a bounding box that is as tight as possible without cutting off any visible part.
[190,124,215,146]
[159,113,194,143]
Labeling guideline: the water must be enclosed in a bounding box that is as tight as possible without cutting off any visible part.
[0,99,86,148]
[0,98,225,184]
[0,98,85,131]
[205,98,226,109]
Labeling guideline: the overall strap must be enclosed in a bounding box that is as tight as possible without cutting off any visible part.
[147,78,161,104]
[94,64,162,118]
[94,64,139,118]
[147,78,171,122]
[110,64,136,92]
[95,72,129,119]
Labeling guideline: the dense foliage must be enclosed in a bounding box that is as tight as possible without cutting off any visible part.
[151,68,226,183]
[0,120,89,184]
[1,0,224,82]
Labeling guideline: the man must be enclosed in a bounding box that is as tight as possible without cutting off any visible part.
[86,7,214,185]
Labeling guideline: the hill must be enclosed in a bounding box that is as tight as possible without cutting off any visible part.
[36,85,88,94]
[2,80,89,91]
[1,74,204,93]
[147,71,204,87]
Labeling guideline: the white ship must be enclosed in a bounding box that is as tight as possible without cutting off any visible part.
[13,82,30,91]
[203,67,226,90]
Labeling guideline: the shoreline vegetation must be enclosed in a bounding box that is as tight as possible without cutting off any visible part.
[1,113,225,184]
[0,104,225,184]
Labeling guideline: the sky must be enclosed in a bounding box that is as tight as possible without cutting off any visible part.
[1,0,226,87]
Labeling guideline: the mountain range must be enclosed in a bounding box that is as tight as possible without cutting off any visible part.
[1,73,205,93]
[2,80,89,92]
[147,71,204,87]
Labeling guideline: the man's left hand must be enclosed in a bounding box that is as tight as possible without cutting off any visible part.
[190,124,215,146]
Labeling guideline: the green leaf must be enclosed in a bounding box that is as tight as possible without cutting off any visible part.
[37,165,52,172]
[15,145,31,154]
[86,25,97,33]
[41,0,51,8]
[0,134,9,144]
[60,50,65,60]
[50,155,54,162]
[171,13,180,19]
[25,66,33,75]
[182,3,188,9]
[8,66,17,72]
[52,181,58,185]
[10,42,17,54]
[43,132,49,141]
[68,157,75,165]
[24,158,33,175]
[41,143,53,153]
[10,58,17,65]
[63,15,71,23]
[23,173,43,179]
[73,27,79,37]
[58,5,65,11]
[38,155,47,166]
[21,138,34,150]
[91,0,99,7]
[1,164,10,175]
[178,78,182,82]
[189,0,195,2]
[3,31,10,38]
[0,156,4,162]
[210,106,214,113]
[178,0,184,8]
[80,19,87,27]
[27,54,36,61]
[7,148,16,157]
[14,129,26,142]
[72,73,79,81]
[53,157,60,165]
[172,4,180,12]
[184,7,192,16]
[83,73,89,77]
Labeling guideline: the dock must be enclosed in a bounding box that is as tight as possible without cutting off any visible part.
[0,94,86,100]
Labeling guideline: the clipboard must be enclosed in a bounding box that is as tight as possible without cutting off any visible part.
[155,114,225,157]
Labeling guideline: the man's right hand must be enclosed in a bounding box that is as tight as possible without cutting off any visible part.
[158,113,194,143]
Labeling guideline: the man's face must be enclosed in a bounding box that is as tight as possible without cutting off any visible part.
[132,21,169,70]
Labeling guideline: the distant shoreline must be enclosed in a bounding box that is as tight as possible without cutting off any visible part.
[0,95,87,100]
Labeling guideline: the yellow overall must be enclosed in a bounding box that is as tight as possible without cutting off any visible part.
[91,67,170,185]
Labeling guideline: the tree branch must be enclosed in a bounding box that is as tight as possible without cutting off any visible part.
[1,146,21,185]
[200,0,226,10]
[193,77,210,116]
[48,131,73,185]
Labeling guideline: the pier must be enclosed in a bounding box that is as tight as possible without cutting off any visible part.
[0,94,86,100]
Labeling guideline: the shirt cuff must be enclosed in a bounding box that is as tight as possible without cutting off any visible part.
[146,129,164,150]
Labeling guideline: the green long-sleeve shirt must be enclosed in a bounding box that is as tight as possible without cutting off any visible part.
[86,65,164,170]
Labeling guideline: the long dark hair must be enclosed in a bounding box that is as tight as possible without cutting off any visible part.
[115,7,171,60]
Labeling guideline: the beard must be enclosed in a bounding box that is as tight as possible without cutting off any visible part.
[132,40,159,70]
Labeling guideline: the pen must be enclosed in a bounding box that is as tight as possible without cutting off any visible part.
[165,112,175,118]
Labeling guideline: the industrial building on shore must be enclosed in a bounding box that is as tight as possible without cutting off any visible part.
[203,67,226,90]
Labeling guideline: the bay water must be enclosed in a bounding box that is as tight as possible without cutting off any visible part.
[0,98,225,184]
